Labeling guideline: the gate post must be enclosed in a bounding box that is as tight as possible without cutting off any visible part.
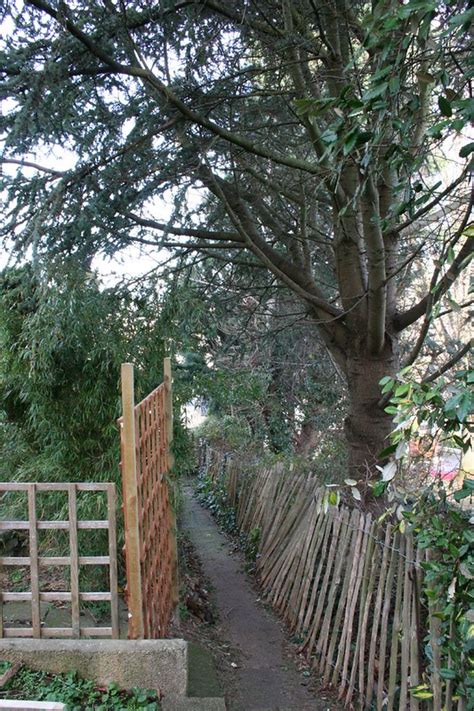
[163,357,180,616]
[121,363,144,639]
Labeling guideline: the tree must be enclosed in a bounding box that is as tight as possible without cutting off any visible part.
[1,0,472,477]
[179,264,347,454]
[0,258,197,485]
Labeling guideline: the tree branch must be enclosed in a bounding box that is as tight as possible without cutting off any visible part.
[26,0,330,178]
[125,212,244,243]
[422,341,472,383]
[394,195,473,332]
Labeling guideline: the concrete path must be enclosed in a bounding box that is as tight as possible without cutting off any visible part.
[181,486,332,711]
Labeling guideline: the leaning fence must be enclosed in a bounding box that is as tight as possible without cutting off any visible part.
[201,445,468,711]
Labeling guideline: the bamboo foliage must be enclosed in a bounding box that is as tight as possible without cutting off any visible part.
[202,446,466,710]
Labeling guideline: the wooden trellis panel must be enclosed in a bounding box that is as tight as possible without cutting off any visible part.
[0,482,119,639]
[119,361,177,639]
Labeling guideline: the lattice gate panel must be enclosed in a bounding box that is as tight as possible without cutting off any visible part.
[135,384,173,637]
[119,362,176,639]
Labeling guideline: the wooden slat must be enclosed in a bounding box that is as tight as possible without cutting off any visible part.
[427,548,443,711]
[28,484,41,639]
[164,357,179,615]
[121,363,144,639]
[296,499,326,636]
[377,532,399,711]
[323,509,360,686]
[287,500,320,631]
[366,524,392,708]
[107,484,119,639]
[0,521,109,530]
[316,508,351,669]
[2,592,112,602]
[339,513,372,700]
[68,484,80,638]
[409,539,420,711]
[1,627,113,638]
[387,535,405,711]
[0,557,31,566]
[310,510,343,647]
[351,522,378,707]
[0,483,110,492]
[331,510,365,689]
[0,556,109,566]
[399,533,413,710]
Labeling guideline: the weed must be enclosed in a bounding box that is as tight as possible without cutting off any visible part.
[0,664,161,710]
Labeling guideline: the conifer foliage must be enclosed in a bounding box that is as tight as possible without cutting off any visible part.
[1,1,472,475]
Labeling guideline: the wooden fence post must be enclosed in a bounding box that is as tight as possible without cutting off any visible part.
[164,357,180,617]
[121,363,144,639]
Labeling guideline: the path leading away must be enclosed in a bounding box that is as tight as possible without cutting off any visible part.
[181,486,333,711]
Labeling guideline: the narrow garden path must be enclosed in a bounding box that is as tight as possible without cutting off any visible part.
[181,485,335,711]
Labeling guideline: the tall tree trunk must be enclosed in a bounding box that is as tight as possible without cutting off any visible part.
[344,339,400,479]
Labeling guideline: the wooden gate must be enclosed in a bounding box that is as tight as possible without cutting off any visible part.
[0,482,119,639]
[119,359,178,639]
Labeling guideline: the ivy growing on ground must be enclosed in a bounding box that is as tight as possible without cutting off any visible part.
[0,665,161,710]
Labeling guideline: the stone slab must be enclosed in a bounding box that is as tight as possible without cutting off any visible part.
[42,607,95,629]
[0,639,187,698]
[1,603,50,624]
[186,643,222,699]
[162,699,226,711]
[0,702,66,710]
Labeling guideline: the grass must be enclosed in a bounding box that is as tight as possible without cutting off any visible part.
[0,663,161,710]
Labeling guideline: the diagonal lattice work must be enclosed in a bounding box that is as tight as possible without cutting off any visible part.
[119,360,177,639]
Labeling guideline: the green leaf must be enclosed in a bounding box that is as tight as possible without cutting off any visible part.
[378,443,397,458]
[410,684,434,700]
[363,82,388,102]
[459,142,474,158]
[372,480,388,497]
[395,383,410,397]
[412,691,435,700]
[438,95,453,117]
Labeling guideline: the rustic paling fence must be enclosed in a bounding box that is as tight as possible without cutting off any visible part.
[201,445,467,711]
[0,482,119,639]
[118,359,178,639]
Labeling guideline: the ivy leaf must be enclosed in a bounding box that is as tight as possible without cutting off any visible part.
[351,486,361,501]
[438,96,453,117]
[459,141,474,158]
[378,443,397,458]
[410,685,434,699]
[380,460,397,481]
[372,480,388,497]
